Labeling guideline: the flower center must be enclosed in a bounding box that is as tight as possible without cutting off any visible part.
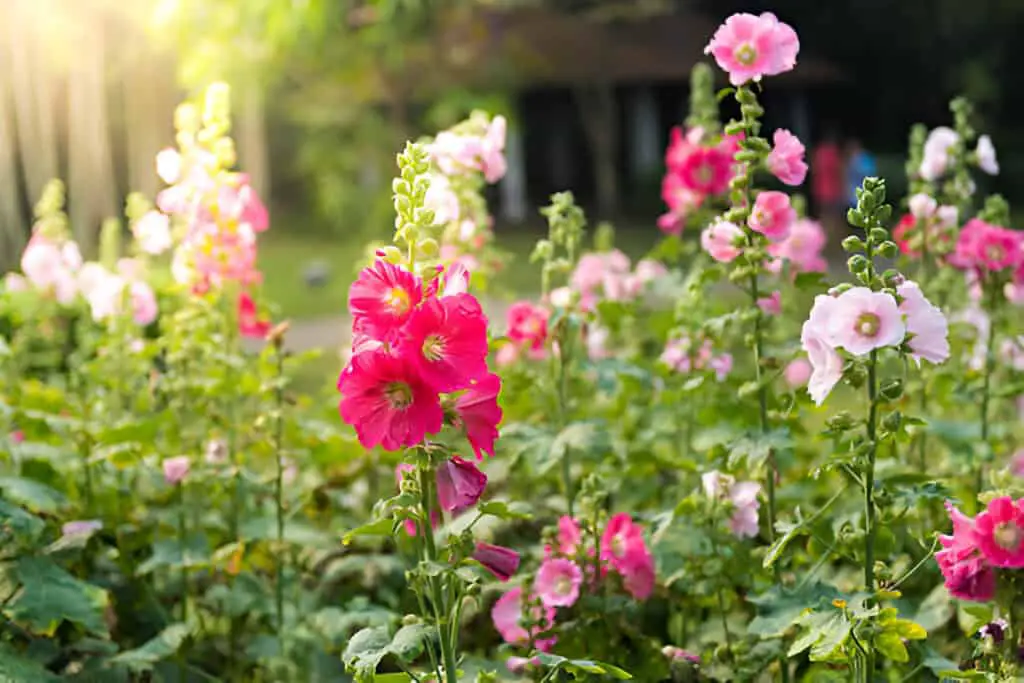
[753,209,767,226]
[555,575,571,595]
[384,381,413,409]
[985,244,1005,263]
[734,43,757,66]
[994,522,1023,551]
[384,287,411,315]
[611,534,625,558]
[855,312,880,338]
[422,334,445,362]
[695,163,713,185]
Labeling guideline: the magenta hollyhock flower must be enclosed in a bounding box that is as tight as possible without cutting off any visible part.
[163,456,190,485]
[748,191,796,242]
[435,455,487,512]
[951,219,1024,273]
[974,496,1024,568]
[678,146,733,195]
[704,12,798,86]
[700,219,745,263]
[766,129,807,186]
[453,373,502,459]
[337,350,444,451]
[663,646,700,664]
[664,126,703,171]
[757,290,782,316]
[600,513,647,572]
[506,301,549,351]
[491,587,557,650]
[473,542,520,581]
[399,293,489,392]
[348,260,423,341]
[800,294,844,405]
[558,516,582,555]
[897,281,949,365]
[534,558,584,608]
[825,287,905,356]
[238,292,272,339]
[768,218,827,273]
[935,501,996,601]
[783,358,812,388]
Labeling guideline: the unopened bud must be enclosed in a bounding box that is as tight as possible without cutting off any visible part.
[267,321,291,347]
[827,411,856,431]
[847,255,869,273]
[869,227,889,244]
[842,235,866,252]
[879,378,904,402]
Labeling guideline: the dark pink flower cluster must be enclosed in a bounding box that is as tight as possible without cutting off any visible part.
[658,127,741,235]
[935,497,1024,603]
[338,259,502,457]
[950,218,1024,274]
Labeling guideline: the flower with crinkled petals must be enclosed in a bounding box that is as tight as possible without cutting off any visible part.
[729,481,761,539]
[749,191,796,242]
[435,455,487,513]
[534,558,583,608]
[920,126,959,181]
[801,294,844,406]
[897,281,949,365]
[506,301,549,351]
[935,501,994,602]
[825,287,905,356]
[452,373,502,459]
[337,349,443,451]
[974,496,1024,568]
[701,219,745,263]
[398,293,488,392]
[678,146,733,195]
[768,218,827,273]
[766,129,807,186]
[705,13,798,86]
[491,587,557,651]
[600,513,647,572]
[348,259,423,342]
[952,218,1024,273]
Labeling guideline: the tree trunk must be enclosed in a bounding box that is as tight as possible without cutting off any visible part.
[574,83,619,219]
[0,29,25,271]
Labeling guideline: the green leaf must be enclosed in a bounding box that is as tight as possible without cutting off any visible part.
[873,631,908,663]
[308,604,395,647]
[533,653,632,679]
[890,618,927,640]
[5,556,110,637]
[747,582,842,638]
[343,517,396,544]
[110,623,191,671]
[729,430,792,469]
[544,422,610,474]
[794,271,827,291]
[809,615,850,661]
[342,625,392,680]
[136,535,211,575]
[388,623,433,662]
[763,520,803,569]
[478,500,532,521]
[914,584,954,632]
[0,476,67,514]
[0,642,61,682]
[787,610,836,657]
[0,499,45,545]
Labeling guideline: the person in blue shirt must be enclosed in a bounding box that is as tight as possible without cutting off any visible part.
[845,139,877,208]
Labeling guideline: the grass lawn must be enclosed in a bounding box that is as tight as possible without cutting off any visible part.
[259,219,664,321]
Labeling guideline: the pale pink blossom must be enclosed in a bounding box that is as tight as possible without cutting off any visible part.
[897,281,949,365]
[825,287,905,356]
[424,174,460,226]
[700,219,744,262]
[766,129,807,186]
[133,211,173,255]
[908,193,938,220]
[976,135,999,175]
[758,291,782,315]
[784,358,812,388]
[704,12,799,86]
[61,520,103,538]
[534,558,583,608]
[729,481,761,538]
[748,191,795,241]
[767,218,827,273]
[801,294,844,405]
[163,456,190,485]
[156,148,182,184]
[919,127,959,181]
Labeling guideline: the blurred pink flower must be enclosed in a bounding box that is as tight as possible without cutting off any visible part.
[748,191,795,242]
[766,129,807,186]
[163,456,190,485]
[534,558,584,608]
[701,219,744,263]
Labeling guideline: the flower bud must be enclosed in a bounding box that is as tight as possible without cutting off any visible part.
[869,227,889,244]
[213,137,236,168]
[416,238,439,258]
[847,209,864,228]
[841,235,865,252]
[202,82,231,129]
[174,103,200,134]
[877,241,898,259]
[826,411,856,431]
[847,255,869,273]
[882,410,902,432]
[879,378,904,402]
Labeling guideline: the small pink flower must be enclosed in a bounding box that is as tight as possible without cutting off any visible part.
[491,587,557,650]
[62,520,103,538]
[976,135,999,175]
[163,456,190,485]
[908,193,937,219]
[748,191,795,242]
[473,542,520,581]
[974,496,1024,568]
[728,481,761,539]
[129,281,158,326]
[704,13,799,86]
[767,218,826,273]
[757,290,782,315]
[600,513,651,578]
[337,350,443,451]
[701,219,745,263]
[453,373,502,460]
[708,352,733,381]
[783,358,812,388]
[662,646,700,664]
[678,146,733,195]
[21,235,68,291]
[424,174,461,226]
[506,301,549,351]
[435,455,487,513]
[133,211,173,255]
[482,115,508,183]
[897,281,949,365]
[951,219,1024,273]
[825,287,905,356]
[935,501,995,602]
[534,558,584,608]
[801,294,844,405]
[348,260,423,342]
[766,129,807,186]
[557,516,582,555]
[619,551,656,600]
[238,292,272,339]
[920,127,959,181]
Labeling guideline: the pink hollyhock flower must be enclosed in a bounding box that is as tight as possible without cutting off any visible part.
[704,12,798,86]
[129,281,158,326]
[534,558,584,608]
[660,336,695,373]
[908,193,937,220]
[619,551,656,600]
[633,259,668,285]
[399,293,488,392]
[439,262,471,298]
[952,219,1024,272]
[156,148,182,184]
[163,456,190,485]
[784,358,812,388]
[665,126,703,171]
[482,115,508,183]
[892,214,919,257]
[547,286,573,309]
[758,290,782,315]
[62,519,103,538]
[897,281,949,365]
[506,301,548,351]
[749,191,795,241]
[801,294,844,405]
[10,430,24,444]
[708,352,733,381]
[600,513,648,572]
[935,501,995,602]
[424,174,461,226]
[558,516,582,555]
[920,127,959,181]
[976,135,999,175]
[494,343,520,367]
[701,219,745,263]
[702,470,734,499]
[768,218,827,273]
[431,131,481,175]
[678,146,733,195]
[766,129,807,186]
[571,251,631,295]
[435,455,487,512]
[663,646,700,664]
[974,496,1024,568]
[76,263,109,297]
[133,211,173,255]
[219,177,269,234]
[21,236,67,290]
[238,292,272,339]
[453,373,502,459]
[348,260,423,341]
[473,542,520,581]
[491,587,557,650]
[826,287,905,356]
[728,481,761,539]
[337,350,443,451]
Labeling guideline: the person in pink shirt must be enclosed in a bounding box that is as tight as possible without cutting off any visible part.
[811,129,844,232]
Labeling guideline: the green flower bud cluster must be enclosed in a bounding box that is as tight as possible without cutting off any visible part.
[534,191,587,295]
[978,193,1011,227]
[685,62,720,134]
[98,218,123,270]
[32,179,70,242]
[844,177,896,290]
[391,142,439,274]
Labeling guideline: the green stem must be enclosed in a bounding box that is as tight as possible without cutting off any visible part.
[863,349,879,679]
[555,331,574,516]
[749,268,776,544]
[419,467,458,683]
[223,286,243,676]
[716,586,732,652]
[978,281,999,495]
[272,345,286,656]
[178,482,188,683]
